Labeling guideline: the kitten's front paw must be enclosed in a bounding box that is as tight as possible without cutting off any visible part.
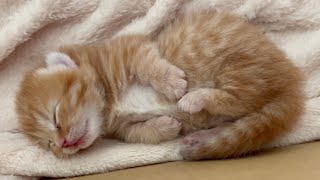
[147,116,182,133]
[152,63,187,100]
[146,116,182,141]
[178,91,206,114]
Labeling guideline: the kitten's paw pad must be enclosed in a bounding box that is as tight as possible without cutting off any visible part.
[180,130,210,160]
[153,64,187,100]
[182,130,209,146]
[180,133,205,160]
[178,91,206,114]
[183,135,200,147]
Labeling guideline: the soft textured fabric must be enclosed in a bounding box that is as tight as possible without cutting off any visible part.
[54,142,320,180]
[1,0,320,178]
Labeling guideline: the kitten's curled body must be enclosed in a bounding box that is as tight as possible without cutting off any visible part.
[16,11,304,160]
[109,11,305,159]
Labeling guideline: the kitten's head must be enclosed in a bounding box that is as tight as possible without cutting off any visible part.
[16,52,105,158]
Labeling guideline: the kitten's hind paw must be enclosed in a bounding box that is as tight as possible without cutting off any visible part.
[180,127,226,160]
[180,129,215,160]
[180,131,207,160]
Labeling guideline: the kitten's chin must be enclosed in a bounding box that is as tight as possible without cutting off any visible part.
[62,146,81,155]
[61,136,96,155]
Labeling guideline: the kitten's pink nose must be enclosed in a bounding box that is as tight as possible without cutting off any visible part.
[58,138,67,147]
[63,140,70,147]
[62,139,77,148]
[62,140,76,148]
[61,136,84,148]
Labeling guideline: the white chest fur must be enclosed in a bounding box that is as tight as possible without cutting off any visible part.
[114,83,172,115]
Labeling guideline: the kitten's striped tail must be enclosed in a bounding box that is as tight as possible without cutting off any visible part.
[180,96,304,160]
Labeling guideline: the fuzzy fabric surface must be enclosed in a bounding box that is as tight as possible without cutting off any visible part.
[1,0,320,178]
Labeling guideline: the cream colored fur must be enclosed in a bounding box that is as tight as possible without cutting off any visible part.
[1,0,320,178]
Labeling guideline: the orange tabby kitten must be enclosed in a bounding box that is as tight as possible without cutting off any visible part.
[16,11,304,160]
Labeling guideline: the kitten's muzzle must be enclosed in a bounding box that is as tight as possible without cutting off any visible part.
[61,134,86,148]
[59,120,88,148]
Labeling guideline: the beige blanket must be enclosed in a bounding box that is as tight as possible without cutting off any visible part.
[1,0,320,178]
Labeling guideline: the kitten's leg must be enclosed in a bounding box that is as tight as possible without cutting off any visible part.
[182,121,233,146]
[148,58,187,100]
[132,43,187,100]
[121,116,181,144]
[178,88,248,117]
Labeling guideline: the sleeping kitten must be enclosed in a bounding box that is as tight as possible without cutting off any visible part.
[15,11,304,160]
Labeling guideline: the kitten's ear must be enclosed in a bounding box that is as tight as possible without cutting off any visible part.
[45,52,78,69]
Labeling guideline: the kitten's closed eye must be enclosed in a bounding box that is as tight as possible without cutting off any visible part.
[53,103,61,129]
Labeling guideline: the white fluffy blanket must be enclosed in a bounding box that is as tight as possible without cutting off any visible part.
[1,0,320,178]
